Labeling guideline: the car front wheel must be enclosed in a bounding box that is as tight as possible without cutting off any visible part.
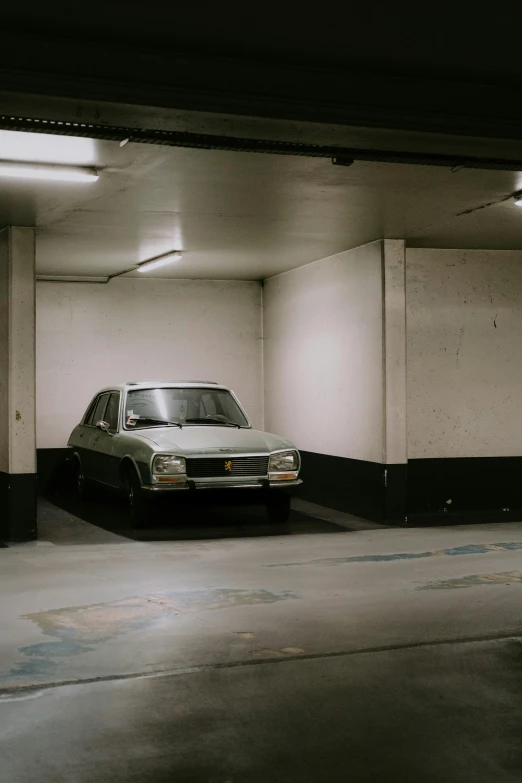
[266,492,291,524]
[73,458,88,501]
[123,466,148,527]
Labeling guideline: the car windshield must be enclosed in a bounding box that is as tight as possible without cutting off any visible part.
[124,387,249,430]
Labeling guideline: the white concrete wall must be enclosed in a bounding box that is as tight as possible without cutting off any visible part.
[263,241,384,462]
[383,240,407,465]
[0,227,36,474]
[407,248,522,458]
[36,278,263,448]
[0,230,9,472]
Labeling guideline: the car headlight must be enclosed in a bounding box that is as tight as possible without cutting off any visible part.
[269,450,298,472]
[152,455,186,475]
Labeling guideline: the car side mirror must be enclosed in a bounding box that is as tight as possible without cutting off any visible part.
[96,420,112,434]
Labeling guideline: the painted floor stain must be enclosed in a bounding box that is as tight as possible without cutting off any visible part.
[419,570,522,590]
[253,647,305,658]
[7,588,298,684]
[264,541,522,568]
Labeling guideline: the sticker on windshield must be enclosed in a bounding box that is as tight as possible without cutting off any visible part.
[126,410,139,426]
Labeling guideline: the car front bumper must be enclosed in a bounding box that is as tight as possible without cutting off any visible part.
[142,478,303,493]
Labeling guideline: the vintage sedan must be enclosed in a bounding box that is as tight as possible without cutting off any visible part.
[67,381,302,524]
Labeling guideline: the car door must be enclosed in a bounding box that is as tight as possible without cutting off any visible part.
[82,392,110,480]
[73,395,99,473]
[90,391,121,487]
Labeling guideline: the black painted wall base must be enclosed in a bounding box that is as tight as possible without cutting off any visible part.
[296,452,522,525]
[36,448,522,527]
[37,448,71,494]
[385,464,408,522]
[297,451,394,523]
[0,471,38,542]
[406,457,522,522]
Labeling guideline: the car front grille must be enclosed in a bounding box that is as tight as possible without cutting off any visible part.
[186,456,269,479]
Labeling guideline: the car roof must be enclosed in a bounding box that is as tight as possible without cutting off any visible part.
[95,381,228,394]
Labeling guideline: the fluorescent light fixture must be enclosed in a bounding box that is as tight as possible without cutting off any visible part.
[0,161,99,182]
[0,130,96,165]
[137,252,182,273]
[514,191,522,206]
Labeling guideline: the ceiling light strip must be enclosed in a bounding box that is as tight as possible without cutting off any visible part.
[37,251,183,285]
[137,252,182,273]
[2,115,522,170]
[0,160,98,182]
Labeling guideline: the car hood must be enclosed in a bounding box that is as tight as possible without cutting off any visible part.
[131,426,295,455]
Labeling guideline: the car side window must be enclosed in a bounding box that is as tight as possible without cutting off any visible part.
[91,393,109,427]
[84,398,98,426]
[104,393,120,432]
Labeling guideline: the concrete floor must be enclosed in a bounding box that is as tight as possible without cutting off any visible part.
[2,495,522,781]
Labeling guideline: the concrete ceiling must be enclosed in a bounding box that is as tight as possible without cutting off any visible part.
[2,130,522,281]
[2,2,522,86]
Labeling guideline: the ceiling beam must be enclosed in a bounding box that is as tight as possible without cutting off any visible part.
[2,31,522,142]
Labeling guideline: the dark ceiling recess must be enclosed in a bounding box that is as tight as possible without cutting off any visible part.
[2,115,522,171]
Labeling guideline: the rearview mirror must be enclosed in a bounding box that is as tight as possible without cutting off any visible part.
[96,420,111,434]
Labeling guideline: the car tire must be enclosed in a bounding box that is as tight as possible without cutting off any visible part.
[73,458,89,501]
[266,492,291,524]
[123,466,149,527]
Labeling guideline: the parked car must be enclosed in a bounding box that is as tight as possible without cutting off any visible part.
[67,381,302,525]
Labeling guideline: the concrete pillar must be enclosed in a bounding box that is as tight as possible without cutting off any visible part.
[382,239,407,521]
[0,227,37,541]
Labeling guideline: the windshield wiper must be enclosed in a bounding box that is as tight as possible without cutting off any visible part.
[184,417,242,428]
[130,417,183,428]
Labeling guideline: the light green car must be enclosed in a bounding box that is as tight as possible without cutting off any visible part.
[67,381,302,525]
